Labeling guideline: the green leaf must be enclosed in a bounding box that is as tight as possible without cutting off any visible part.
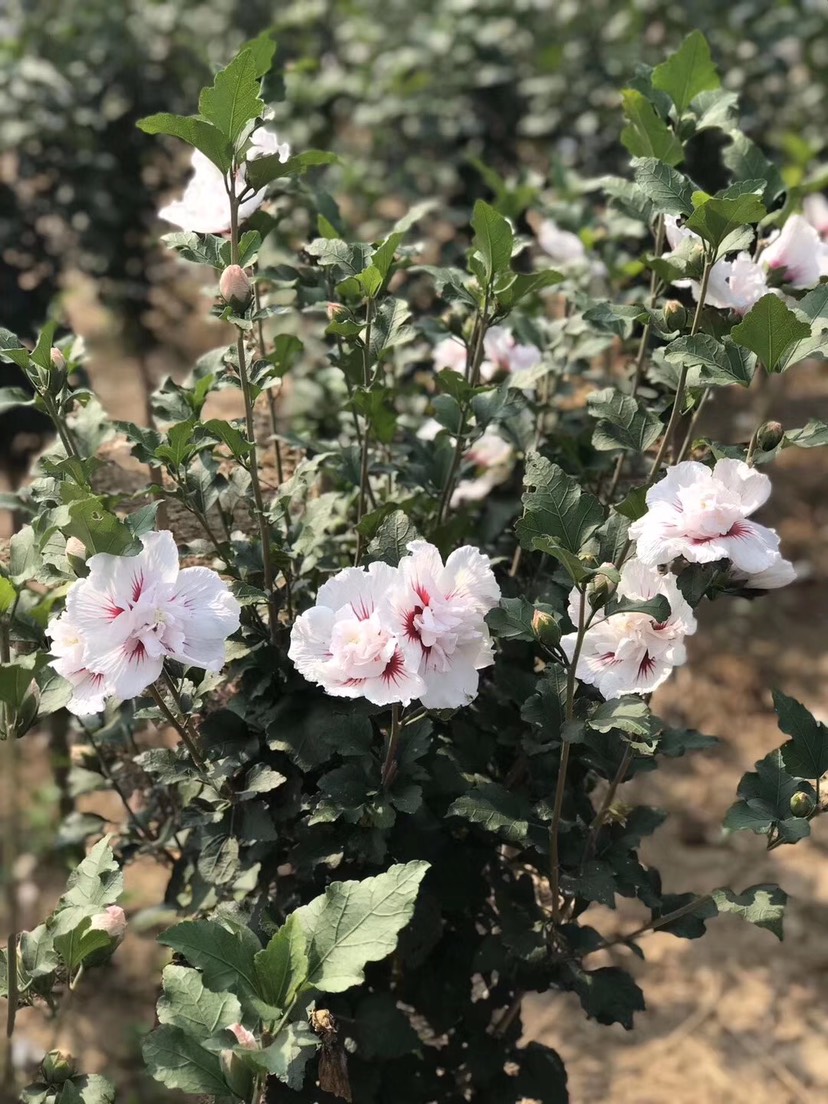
[199,48,264,143]
[711,884,787,940]
[245,149,337,192]
[685,194,766,252]
[495,269,563,310]
[774,689,828,779]
[201,418,252,462]
[159,920,259,997]
[723,132,785,205]
[516,452,605,555]
[470,199,514,281]
[294,861,429,993]
[730,295,811,372]
[589,696,653,737]
[621,90,683,166]
[59,1076,116,1104]
[0,328,31,369]
[652,30,720,114]
[351,387,397,444]
[486,596,541,642]
[633,158,693,216]
[246,1021,317,1089]
[665,334,757,387]
[587,387,662,452]
[367,510,419,566]
[724,749,813,845]
[142,1024,230,1096]
[61,838,123,910]
[253,913,309,1010]
[566,964,645,1029]
[156,965,242,1037]
[785,420,828,449]
[136,113,232,173]
[448,783,530,843]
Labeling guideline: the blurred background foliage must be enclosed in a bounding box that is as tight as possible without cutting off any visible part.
[1,0,827,349]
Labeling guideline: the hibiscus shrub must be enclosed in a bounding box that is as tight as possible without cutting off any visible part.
[2,27,828,1104]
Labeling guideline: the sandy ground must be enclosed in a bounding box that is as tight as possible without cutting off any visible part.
[3,277,828,1102]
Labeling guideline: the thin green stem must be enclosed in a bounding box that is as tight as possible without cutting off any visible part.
[646,257,713,483]
[674,386,711,464]
[354,298,376,565]
[601,893,714,949]
[149,681,208,776]
[42,393,80,460]
[549,589,587,923]
[1,621,18,1096]
[580,743,633,867]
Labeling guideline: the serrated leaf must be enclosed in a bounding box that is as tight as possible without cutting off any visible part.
[621,89,683,166]
[471,199,514,281]
[723,132,785,205]
[254,913,309,1010]
[652,30,720,114]
[685,193,766,252]
[143,1024,230,1096]
[589,696,653,737]
[566,964,645,1029]
[136,113,232,172]
[199,48,264,143]
[293,861,429,993]
[159,920,258,996]
[785,420,828,448]
[665,334,757,387]
[247,1021,317,1089]
[157,964,242,1037]
[730,295,811,372]
[711,884,787,940]
[774,689,828,779]
[448,783,530,843]
[61,838,122,910]
[633,158,693,216]
[367,510,420,566]
[245,149,337,192]
[517,452,605,555]
[587,387,662,452]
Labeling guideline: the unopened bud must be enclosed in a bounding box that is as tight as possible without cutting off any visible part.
[588,563,618,609]
[756,420,784,451]
[65,537,87,561]
[790,791,815,818]
[532,609,561,649]
[41,1050,77,1085]
[50,348,66,371]
[220,1049,254,1098]
[326,301,345,320]
[219,265,252,309]
[228,1023,258,1050]
[663,300,687,331]
[88,904,127,945]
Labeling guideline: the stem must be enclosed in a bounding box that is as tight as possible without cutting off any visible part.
[437,292,491,527]
[354,297,376,565]
[149,681,208,776]
[84,725,157,847]
[745,422,762,467]
[1,622,18,1096]
[674,386,711,465]
[580,744,633,867]
[549,589,587,923]
[646,257,713,483]
[42,393,80,460]
[381,704,402,789]
[601,893,714,949]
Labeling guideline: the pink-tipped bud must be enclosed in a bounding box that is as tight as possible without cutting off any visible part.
[88,904,126,945]
[326,301,345,320]
[532,609,561,649]
[50,348,66,371]
[756,420,784,451]
[65,537,87,561]
[219,265,252,309]
[663,300,687,331]
[588,562,618,609]
[228,1023,258,1050]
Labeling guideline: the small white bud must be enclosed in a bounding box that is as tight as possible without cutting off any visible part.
[219,264,252,309]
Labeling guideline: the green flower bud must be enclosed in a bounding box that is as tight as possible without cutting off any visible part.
[532,609,561,649]
[756,421,784,451]
[41,1049,77,1085]
[588,563,618,609]
[790,791,815,818]
[663,299,687,331]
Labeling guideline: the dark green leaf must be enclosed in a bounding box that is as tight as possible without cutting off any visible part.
[652,30,720,114]
[730,295,811,372]
[517,452,605,555]
[621,89,683,166]
[774,689,828,779]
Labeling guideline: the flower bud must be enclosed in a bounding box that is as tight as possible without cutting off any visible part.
[532,609,561,649]
[50,348,66,371]
[41,1050,77,1085]
[88,904,127,946]
[326,301,345,320]
[790,791,815,818]
[588,563,618,609]
[663,299,687,331]
[228,1023,257,1050]
[219,265,252,309]
[65,537,87,561]
[756,421,784,451]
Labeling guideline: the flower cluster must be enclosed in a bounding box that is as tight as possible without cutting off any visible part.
[159,123,290,234]
[433,326,541,382]
[288,541,500,709]
[663,211,828,314]
[566,459,794,700]
[47,531,241,715]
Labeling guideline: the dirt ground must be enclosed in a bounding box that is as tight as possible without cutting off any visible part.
[4,277,828,1103]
